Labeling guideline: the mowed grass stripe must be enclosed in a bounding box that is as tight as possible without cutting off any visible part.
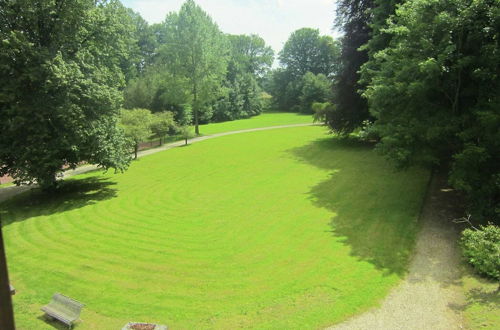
[2,125,429,329]
[198,111,312,135]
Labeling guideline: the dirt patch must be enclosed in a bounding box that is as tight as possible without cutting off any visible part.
[129,324,156,330]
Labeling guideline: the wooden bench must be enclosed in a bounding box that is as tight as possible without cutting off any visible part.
[41,293,84,329]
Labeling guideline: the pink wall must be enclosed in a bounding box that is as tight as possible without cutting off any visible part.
[0,175,13,185]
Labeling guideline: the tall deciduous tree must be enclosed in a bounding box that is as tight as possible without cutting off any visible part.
[0,0,132,190]
[227,34,274,79]
[159,0,228,135]
[127,9,158,74]
[124,66,193,121]
[279,28,340,79]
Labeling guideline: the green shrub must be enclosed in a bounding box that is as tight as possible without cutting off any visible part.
[358,120,379,142]
[180,126,196,145]
[461,224,500,281]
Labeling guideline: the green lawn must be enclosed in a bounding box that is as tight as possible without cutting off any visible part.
[461,268,500,329]
[145,111,312,145]
[2,125,429,329]
[0,182,14,189]
[199,111,312,135]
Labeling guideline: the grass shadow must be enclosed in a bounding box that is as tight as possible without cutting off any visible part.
[0,176,117,226]
[288,136,426,276]
[448,274,500,325]
[466,286,500,307]
[37,315,82,329]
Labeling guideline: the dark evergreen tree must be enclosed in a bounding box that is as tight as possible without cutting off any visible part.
[324,0,374,135]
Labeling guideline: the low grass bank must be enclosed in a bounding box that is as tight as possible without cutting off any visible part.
[461,267,499,329]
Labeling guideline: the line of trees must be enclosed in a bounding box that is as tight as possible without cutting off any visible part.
[265,28,341,114]
[0,0,133,190]
[0,0,275,190]
[124,0,274,134]
[317,0,499,224]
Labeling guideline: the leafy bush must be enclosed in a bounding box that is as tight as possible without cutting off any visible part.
[358,120,379,142]
[150,112,177,145]
[180,126,196,145]
[312,102,334,123]
[461,224,500,281]
[298,72,332,113]
[119,108,154,159]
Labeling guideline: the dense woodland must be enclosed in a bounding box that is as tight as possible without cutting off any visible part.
[0,1,498,224]
[327,0,499,225]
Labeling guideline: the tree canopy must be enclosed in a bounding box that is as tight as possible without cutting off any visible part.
[120,108,153,160]
[279,28,340,79]
[0,0,132,189]
[268,28,340,112]
[364,0,500,221]
[123,9,274,125]
[212,34,274,121]
[158,0,228,135]
[227,34,274,79]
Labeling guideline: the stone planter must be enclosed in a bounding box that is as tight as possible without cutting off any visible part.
[122,322,168,330]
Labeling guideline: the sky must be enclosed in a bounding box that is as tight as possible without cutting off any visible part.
[121,0,338,55]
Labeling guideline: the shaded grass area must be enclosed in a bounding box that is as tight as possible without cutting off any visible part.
[290,138,426,276]
[460,267,500,329]
[2,126,428,329]
[1,177,117,225]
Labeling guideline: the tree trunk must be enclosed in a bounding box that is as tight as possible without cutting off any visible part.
[0,218,15,330]
[134,144,138,160]
[193,83,200,135]
[194,109,199,135]
[185,137,188,145]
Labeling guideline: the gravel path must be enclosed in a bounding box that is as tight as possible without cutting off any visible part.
[329,174,466,330]
[0,123,318,204]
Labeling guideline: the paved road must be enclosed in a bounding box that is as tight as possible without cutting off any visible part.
[0,123,318,204]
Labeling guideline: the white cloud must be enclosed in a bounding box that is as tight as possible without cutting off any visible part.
[122,0,338,54]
